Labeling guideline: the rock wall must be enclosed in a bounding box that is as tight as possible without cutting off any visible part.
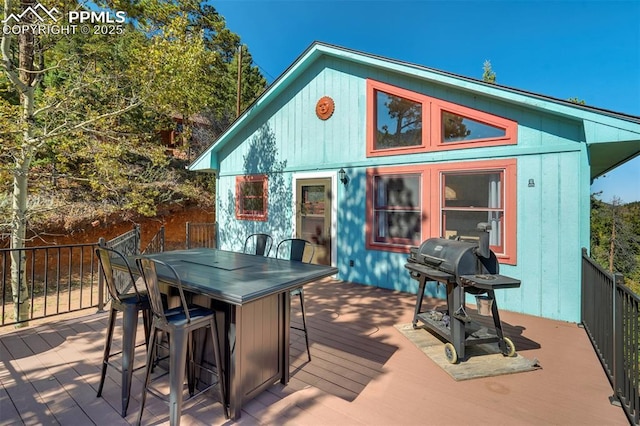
[19,205,215,250]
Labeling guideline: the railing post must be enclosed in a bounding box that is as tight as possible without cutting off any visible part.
[96,237,106,312]
[581,248,588,326]
[134,224,141,255]
[186,222,191,249]
[610,272,623,407]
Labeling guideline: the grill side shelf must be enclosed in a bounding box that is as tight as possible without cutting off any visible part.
[459,274,521,290]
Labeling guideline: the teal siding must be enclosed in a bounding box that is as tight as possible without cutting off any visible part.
[211,54,611,323]
[330,150,585,322]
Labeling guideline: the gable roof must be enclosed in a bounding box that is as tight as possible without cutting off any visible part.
[190,41,640,180]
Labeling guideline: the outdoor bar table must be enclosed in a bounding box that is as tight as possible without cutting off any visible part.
[111,248,337,420]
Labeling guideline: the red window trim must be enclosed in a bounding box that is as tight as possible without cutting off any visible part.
[365,165,430,253]
[366,79,517,157]
[235,174,268,221]
[366,159,517,264]
[366,80,429,157]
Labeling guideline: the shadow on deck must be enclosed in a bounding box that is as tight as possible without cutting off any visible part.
[0,279,627,425]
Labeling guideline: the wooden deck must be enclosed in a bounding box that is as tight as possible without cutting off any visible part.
[0,279,628,425]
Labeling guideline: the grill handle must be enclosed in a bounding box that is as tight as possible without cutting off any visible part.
[422,254,444,266]
[476,222,491,259]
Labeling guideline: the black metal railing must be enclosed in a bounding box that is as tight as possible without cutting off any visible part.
[98,225,142,311]
[582,248,639,424]
[1,224,167,328]
[0,242,101,327]
[144,226,165,254]
[185,222,216,249]
[100,224,141,254]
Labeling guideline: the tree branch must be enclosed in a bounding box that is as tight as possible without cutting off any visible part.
[42,99,141,141]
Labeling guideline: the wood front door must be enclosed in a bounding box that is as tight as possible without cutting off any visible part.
[295,178,332,265]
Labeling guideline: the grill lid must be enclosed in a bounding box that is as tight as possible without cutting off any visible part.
[412,238,498,275]
[418,238,472,271]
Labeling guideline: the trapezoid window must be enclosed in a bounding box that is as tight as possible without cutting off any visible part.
[442,111,507,143]
[366,79,517,157]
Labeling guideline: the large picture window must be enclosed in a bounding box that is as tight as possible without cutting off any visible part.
[441,171,505,252]
[372,174,422,245]
[374,91,423,149]
[236,175,268,221]
[366,160,517,264]
[367,79,517,157]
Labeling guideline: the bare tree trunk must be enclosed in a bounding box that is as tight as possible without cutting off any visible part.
[5,0,36,326]
[11,152,31,326]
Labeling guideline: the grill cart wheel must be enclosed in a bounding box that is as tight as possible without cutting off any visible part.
[502,337,516,357]
[444,343,458,364]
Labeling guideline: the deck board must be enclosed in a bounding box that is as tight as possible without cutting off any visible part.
[0,279,628,425]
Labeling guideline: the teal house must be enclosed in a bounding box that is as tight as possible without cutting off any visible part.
[190,42,640,323]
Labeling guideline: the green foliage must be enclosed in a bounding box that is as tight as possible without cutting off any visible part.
[482,60,496,83]
[442,111,470,141]
[0,0,266,233]
[568,97,586,105]
[590,196,640,293]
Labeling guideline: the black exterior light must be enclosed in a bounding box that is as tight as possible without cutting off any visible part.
[339,168,348,185]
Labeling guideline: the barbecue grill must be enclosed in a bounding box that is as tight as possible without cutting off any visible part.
[405,223,521,363]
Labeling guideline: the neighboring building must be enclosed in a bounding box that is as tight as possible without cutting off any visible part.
[190,42,640,323]
[160,113,214,160]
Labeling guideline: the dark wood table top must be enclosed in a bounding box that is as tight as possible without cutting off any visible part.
[115,248,338,305]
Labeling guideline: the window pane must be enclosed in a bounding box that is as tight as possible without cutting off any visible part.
[442,171,504,249]
[241,181,263,198]
[443,210,503,245]
[443,173,502,208]
[375,91,422,149]
[242,197,263,212]
[375,175,420,208]
[442,111,506,143]
[375,211,421,242]
[301,185,325,214]
[237,175,268,220]
[372,173,421,244]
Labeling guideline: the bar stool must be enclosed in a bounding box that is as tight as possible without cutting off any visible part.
[135,257,228,426]
[276,238,315,362]
[95,246,151,417]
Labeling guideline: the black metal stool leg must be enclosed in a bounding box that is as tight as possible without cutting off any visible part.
[187,331,196,396]
[120,305,139,417]
[97,307,117,397]
[137,326,158,426]
[210,316,228,419]
[298,289,311,362]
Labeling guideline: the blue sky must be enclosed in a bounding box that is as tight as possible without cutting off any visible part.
[213,0,640,203]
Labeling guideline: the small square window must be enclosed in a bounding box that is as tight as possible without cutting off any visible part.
[236,175,268,221]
